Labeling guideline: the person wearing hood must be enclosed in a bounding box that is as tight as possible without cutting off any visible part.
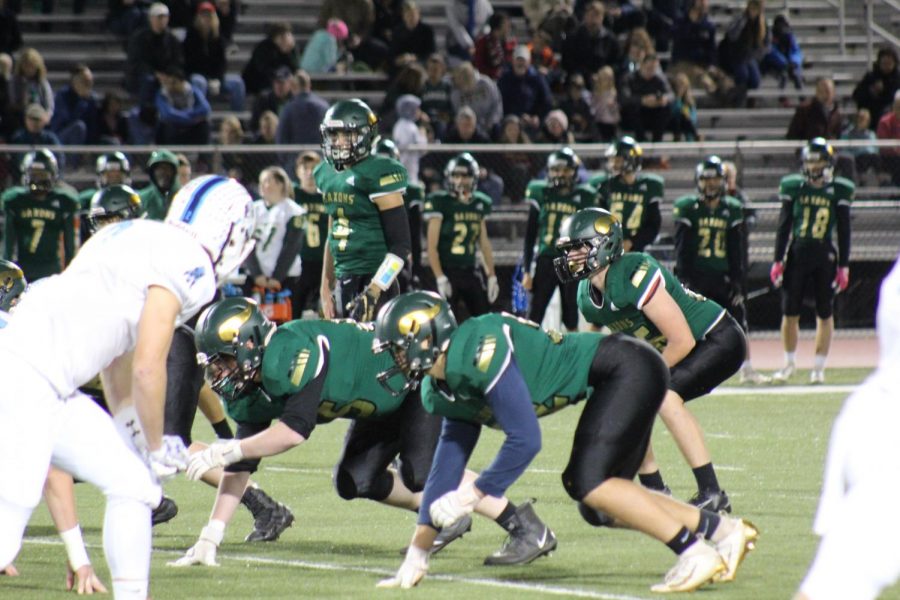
[392,94,428,184]
[139,149,181,221]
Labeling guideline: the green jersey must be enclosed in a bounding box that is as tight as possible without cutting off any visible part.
[672,194,744,274]
[77,187,97,211]
[406,182,425,210]
[590,172,664,242]
[314,155,408,277]
[2,186,78,281]
[293,185,328,262]
[525,181,596,258]
[420,312,604,427]
[257,319,408,424]
[577,253,724,351]
[777,174,853,245]
[422,190,491,269]
[139,182,181,222]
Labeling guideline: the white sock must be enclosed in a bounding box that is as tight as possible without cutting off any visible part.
[784,352,796,366]
[813,354,827,371]
[104,496,151,600]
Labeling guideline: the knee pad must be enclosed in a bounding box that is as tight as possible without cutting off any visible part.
[398,460,427,494]
[577,502,615,527]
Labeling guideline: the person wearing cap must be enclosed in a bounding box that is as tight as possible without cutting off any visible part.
[125,2,184,104]
[300,17,349,74]
[242,22,299,96]
[497,44,553,136]
[183,1,246,112]
[250,65,295,134]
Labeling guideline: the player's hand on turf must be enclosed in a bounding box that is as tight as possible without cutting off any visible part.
[168,524,224,567]
[148,435,190,482]
[833,266,849,292]
[186,439,243,481]
[376,545,428,589]
[487,275,499,303]
[66,563,108,594]
[346,286,379,322]
[436,275,452,300]
[429,482,481,529]
[769,261,784,288]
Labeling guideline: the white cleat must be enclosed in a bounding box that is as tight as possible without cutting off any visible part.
[771,364,795,383]
[650,542,726,593]
[809,370,825,384]
[714,519,759,583]
[739,369,772,385]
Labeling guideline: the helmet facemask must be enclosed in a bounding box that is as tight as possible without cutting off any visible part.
[554,237,610,283]
[802,157,833,185]
[26,168,54,194]
[321,124,372,170]
[548,161,576,190]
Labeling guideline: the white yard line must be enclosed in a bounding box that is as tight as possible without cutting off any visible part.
[712,384,857,396]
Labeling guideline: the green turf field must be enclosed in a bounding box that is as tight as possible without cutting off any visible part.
[8,368,900,599]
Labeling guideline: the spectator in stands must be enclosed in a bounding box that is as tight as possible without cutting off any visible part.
[787,77,842,141]
[493,114,536,202]
[107,0,145,38]
[671,0,716,77]
[389,1,436,70]
[301,18,350,74]
[125,3,183,104]
[669,72,699,141]
[853,46,900,128]
[591,65,620,141]
[10,104,62,178]
[527,27,560,81]
[762,14,803,91]
[217,115,251,183]
[381,62,426,127]
[841,108,880,185]
[0,0,22,54]
[560,73,594,141]
[602,0,646,36]
[719,0,769,95]
[97,91,129,145]
[320,0,374,45]
[184,1,246,112]
[536,2,578,54]
[9,47,53,127]
[242,23,299,96]
[498,45,554,137]
[876,90,900,185]
[445,0,494,64]
[154,66,211,146]
[646,0,684,54]
[473,12,514,81]
[620,53,672,142]
[276,70,328,169]
[176,152,191,186]
[49,63,98,146]
[618,27,653,82]
[371,0,403,45]
[249,110,279,184]
[421,53,453,139]
[392,94,427,184]
[250,66,294,134]
[536,108,575,145]
[561,1,621,82]
[214,0,238,46]
[0,52,13,139]
[449,61,502,135]
[442,105,490,144]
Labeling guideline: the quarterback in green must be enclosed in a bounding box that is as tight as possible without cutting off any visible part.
[2,149,78,281]
[374,291,758,593]
[522,147,596,331]
[556,208,748,515]
[589,136,663,252]
[769,138,853,384]
[424,152,497,319]
[315,99,412,322]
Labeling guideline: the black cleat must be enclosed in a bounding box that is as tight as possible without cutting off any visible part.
[484,500,557,566]
[241,487,295,542]
[151,496,178,526]
[689,489,732,514]
[430,514,472,555]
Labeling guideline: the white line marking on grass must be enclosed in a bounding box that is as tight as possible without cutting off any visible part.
[264,466,331,474]
[713,384,857,396]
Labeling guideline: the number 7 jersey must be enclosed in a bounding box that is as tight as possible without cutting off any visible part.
[778,173,853,244]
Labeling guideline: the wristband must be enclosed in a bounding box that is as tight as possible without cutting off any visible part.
[60,525,90,570]
[372,253,405,292]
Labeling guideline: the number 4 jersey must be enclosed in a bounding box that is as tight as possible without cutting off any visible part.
[422,190,492,269]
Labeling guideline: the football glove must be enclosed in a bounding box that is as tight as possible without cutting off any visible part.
[769,262,784,288]
[833,266,849,292]
[346,287,379,322]
[148,435,189,482]
[376,545,429,589]
[487,275,499,303]
[429,482,480,529]
[186,439,243,481]
[436,275,452,300]
[168,522,225,567]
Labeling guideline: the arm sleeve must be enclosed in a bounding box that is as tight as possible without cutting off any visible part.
[673,221,694,282]
[417,418,482,527]
[377,203,412,265]
[836,204,851,267]
[774,200,793,262]
[473,359,542,498]
[271,218,304,281]
[407,202,422,271]
[726,222,745,285]
[522,206,540,268]
[630,200,661,251]
[279,349,328,439]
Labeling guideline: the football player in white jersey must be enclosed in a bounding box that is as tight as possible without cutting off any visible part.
[0,175,255,599]
[795,256,900,600]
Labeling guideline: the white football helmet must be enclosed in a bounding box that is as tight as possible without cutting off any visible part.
[165,175,256,285]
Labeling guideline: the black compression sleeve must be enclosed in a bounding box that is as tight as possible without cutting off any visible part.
[377,203,412,264]
[673,222,695,282]
[726,223,745,286]
[280,349,329,439]
[271,218,304,282]
[407,203,422,270]
[630,201,661,251]
[774,200,793,262]
[836,204,851,267]
[523,206,539,268]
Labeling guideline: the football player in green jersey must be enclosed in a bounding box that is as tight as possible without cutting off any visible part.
[315,99,412,322]
[138,149,181,221]
[424,152,498,319]
[674,156,769,385]
[770,138,853,384]
[522,147,596,331]
[293,151,328,315]
[556,208,748,513]
[589,136,663,252]
[177,298,545,566]
[86,184,143,234]
[2,149,78,281]
[374,291,758,593]
[77,152,132,243]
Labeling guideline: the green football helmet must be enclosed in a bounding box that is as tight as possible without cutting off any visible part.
[553,207,624,283]
[372,291,458,396]
[22,148,59,193]
[444,152,479,197]
[546,147,581,189]
[88,184,143,233]
[96,151,131,187]
[146,149,179,192]
[194,297,277,401]
[695,155,726,201]
[0,259,26,312]
[320,98,379,170]
[801,137,835,185]
[605,136,642,176]
[372,137,401,161]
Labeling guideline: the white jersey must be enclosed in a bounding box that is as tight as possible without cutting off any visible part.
[0,219,216,398]
[873,256,900,385]
[252,198,304,278]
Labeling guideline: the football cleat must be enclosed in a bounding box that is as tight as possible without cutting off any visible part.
[771,363,795,382]
[739,368,772,385]
[241,487,295,542]
[484,501,557,566]
[650,542,725,593]
[809,369,825,384]
[431,513,472,555]
[714,519,759,583]
[689,489,732,514]
[151,496,178,526]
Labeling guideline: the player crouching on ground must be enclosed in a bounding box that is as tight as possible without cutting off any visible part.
[373,292,759,593]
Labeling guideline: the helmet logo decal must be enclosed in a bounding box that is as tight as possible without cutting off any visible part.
[594,217,610,234]
[398,303,442,336]
[217,305,252,342]
[475,336,497,372]
[290,349,311,386]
